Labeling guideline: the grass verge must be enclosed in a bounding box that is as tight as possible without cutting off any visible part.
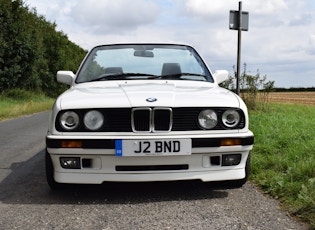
[250,103,315,228]
[0,89,54,121]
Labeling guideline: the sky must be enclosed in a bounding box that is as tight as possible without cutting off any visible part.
[24,0,315,88]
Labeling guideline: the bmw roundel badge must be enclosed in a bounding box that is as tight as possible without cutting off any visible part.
[146,97,157,102]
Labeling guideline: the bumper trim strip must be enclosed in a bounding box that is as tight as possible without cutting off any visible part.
[46,136,254,149]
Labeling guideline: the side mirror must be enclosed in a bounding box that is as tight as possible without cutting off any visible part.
[57,71,75,85]
[213,70,229,84]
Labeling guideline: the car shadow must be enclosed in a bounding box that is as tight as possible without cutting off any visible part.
[0,149,230,205]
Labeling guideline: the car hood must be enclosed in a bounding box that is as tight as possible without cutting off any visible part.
[56,81,240,110]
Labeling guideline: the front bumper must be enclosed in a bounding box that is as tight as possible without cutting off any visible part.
[46,132,254,184]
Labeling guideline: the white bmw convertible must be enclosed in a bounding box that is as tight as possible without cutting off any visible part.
[46,43,254,189]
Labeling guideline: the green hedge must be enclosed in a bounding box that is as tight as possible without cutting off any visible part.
[0,0,87,97]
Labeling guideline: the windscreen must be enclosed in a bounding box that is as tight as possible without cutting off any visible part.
[76,44,213,83]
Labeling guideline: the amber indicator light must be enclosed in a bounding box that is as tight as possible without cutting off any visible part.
[221,138,241,146]
[61,141,83,148]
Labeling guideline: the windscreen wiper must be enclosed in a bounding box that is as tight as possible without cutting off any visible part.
[88,73,159,82]
[159,73,208,80]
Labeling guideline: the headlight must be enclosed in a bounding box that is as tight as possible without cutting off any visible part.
[60,111,80,130]
[198,110,218,129]
[222,110,240,128]
[84,110,104,130]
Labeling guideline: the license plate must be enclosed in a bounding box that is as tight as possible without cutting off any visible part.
[115,139,191,157]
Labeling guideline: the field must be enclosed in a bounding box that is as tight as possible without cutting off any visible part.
[267,92,315,106]
[245,91,315,227]
[250,103,315,227]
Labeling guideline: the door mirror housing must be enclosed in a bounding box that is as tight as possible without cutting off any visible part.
[57,71,75,85]
[213,70,229,84]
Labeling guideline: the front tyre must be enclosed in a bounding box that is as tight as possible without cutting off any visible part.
[224,153,251,188]
[208,153,251,189]
[45,149,63,190]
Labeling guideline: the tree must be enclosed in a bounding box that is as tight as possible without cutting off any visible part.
[0,0,87,96]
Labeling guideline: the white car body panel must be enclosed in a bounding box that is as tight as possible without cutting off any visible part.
[51,153,250,183]
[46,43,254,187]
[57,81,239,109]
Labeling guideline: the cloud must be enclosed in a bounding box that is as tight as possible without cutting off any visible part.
[26,0,76,21]
[308,35,315,55]
[184,0,288,17]
[244,0,288,15]
[289,13,312,26]
[70,0,160,33]
[185,0,231,17]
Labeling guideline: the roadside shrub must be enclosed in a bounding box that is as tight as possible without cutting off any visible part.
[220,63,275,111]
[3,88,36,100]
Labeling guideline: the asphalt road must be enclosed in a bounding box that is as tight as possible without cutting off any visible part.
[0,112,309,229]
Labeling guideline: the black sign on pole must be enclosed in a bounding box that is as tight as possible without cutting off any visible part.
[229,1,249,95]
[229,11,249,31]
